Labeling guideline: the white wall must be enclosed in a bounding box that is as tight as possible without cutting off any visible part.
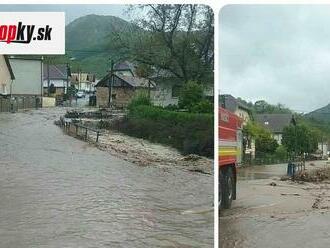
[0,56,12,95]
[273,133,283,145]
[151,84,178,107]
[43,79,67,88]
[318,142,328,157]
[9,58,42,96]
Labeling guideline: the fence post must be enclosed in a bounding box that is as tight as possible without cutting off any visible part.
[85,128,88,141]
[96,131,99,143]
[75,124,78,136]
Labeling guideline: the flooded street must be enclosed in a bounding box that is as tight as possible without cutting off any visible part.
[0,108,213,248]
[220,161,330,248]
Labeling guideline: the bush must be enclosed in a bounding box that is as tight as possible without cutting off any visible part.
[178,81,203,110]
[116,105,214,157]
[164,104,179,111]
[128,91,151,109]
[275,145,288,160]
[191,100,213,113]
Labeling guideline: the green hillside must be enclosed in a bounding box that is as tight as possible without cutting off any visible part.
[304,104,330,122]
[48,14,136,78]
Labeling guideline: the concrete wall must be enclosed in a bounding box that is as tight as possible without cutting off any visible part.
[151,83,178,107]
[0,56,12,95]
[9,58,42,96]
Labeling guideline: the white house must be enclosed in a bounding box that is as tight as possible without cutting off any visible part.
[9,57,43,97]
[71,72,95,92]
[255,114,293,145]
[0,55,15,96]
[43,64,70,96]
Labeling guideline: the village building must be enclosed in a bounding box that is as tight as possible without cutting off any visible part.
[96,61,213,108]
[0,55,15,97]
[220,94,252,125]
[149,69,182,107]
[8,57,43,97]
[43,64,70,96]
[220,94,255,158]
[95,73,155,108]
[71,72,96,92]
[255,114,293,145]
[96,61,155,108]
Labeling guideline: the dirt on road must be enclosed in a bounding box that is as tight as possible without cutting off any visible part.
[220,161,330,248]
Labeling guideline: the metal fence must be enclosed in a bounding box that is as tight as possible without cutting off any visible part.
[0,96,40,113]
[243,152,288,166]
[59,117,102,143]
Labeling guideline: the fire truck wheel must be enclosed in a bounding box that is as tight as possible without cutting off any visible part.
[219,169,224,208]
[223,168,234,209]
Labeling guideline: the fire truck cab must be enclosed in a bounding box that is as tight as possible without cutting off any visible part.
[219,107,243,209]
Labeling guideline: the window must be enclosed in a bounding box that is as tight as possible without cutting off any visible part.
[172,85,181,98]
[1,84,7,94]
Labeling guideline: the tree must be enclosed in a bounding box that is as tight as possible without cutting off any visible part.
[178,81,203,110]
[282,123,319,157]
[253,100,292,114]
[111,4,214,85]
[243,121,278,155]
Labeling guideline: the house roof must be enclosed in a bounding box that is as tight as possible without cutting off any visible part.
[255,114,293,133]
[220,94,251,114]
[43,64,68,80]
[4,55,15,80]
[96,74,155,89]
[114,61,135,72]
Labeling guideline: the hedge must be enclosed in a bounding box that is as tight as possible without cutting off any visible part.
[115,105,214,157]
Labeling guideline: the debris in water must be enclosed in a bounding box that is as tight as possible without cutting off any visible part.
[294,168,330,182]
[280,193,300,196]
[181,154,201,161]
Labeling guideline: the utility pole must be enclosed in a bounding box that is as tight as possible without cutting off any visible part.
[47,60,50,97]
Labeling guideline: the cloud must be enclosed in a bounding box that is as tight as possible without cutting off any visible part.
[220,5,330,112]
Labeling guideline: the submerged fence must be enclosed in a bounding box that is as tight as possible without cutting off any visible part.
[59,117,102,143]
[0,96,40,113]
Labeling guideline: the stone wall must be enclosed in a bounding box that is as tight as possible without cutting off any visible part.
[96,87,109,107]
[97,87,150,108]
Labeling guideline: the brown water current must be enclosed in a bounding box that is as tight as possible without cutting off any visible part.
[0,108,213,248]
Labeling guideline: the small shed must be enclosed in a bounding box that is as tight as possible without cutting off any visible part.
[95,74,155,108]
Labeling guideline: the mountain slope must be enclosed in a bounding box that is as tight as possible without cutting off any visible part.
[64,14,135,77]
[305,104,330,122]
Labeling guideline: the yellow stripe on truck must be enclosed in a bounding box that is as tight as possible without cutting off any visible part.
[219,147,241,156]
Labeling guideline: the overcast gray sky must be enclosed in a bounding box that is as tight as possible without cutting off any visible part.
[220,5,330,113]
[0,4,129,24]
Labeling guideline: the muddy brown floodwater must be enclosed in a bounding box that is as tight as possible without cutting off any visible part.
[220,161,330,248]
[0,108,213,248]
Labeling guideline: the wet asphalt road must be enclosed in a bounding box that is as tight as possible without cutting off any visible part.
[0,108,213,248]
[220,162,330,248]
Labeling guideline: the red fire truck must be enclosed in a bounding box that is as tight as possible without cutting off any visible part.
[219,107,243,209]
